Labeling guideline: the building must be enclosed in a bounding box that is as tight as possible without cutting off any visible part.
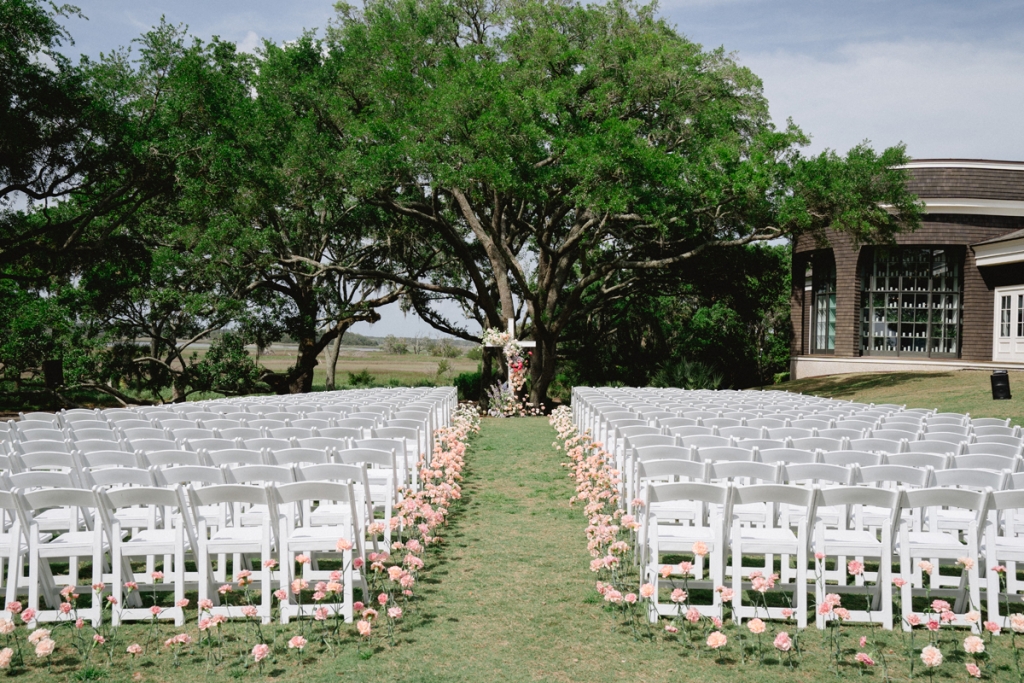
[791,159,1024,379]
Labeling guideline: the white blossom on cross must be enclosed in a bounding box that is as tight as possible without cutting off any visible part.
[483,318,536,348]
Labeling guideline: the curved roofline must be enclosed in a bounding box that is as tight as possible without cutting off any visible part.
[902,159,1024,171]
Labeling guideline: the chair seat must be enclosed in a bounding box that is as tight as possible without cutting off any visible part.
[821,529,883,554]
[309,504,353,526]
[121,529,190,554]
[38,531,109,557]
[655,524,716,552]
[736,527,798,553]
[287,526,354,551]
[207,527,266,553]
[900,531,967,554]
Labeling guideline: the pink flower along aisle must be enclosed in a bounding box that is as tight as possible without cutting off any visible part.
[551,396,1024,680]
[0,404,478,677]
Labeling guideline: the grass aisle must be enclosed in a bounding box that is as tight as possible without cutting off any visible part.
[341,416,751,683]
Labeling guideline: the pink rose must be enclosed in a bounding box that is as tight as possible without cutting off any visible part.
[288,635,307,650]
[920,646,942,668]
[774,632,792,652]
[706,631,727,649]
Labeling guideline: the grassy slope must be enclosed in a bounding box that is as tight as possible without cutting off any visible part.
[783,370,1024,422]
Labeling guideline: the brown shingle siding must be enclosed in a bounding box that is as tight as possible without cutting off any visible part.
[906,168,1024,202]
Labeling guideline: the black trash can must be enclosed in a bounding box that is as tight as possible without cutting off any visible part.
[991,370,1012,400]
[42,359,64,390]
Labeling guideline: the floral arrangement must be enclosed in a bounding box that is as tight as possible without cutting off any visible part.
[549,405,1024,678]
[481,327,541,417]
[0,409,478,677]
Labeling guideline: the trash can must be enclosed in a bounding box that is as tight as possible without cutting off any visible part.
[991,370,1012,400]
[42,359,64,390]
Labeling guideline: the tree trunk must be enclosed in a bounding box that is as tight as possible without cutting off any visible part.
[529,333,558,410]
[325,332,343,391]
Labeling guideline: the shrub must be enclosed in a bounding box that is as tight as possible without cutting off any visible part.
[454,370,482,401]
[465,346,483,360]
[650,358,723,390]
[347,368,375,386]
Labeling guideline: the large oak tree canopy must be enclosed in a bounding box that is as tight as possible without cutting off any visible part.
[308,0,921,402]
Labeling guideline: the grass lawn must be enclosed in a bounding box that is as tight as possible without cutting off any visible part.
[10,417,1021,682]
[783,370,1024,423]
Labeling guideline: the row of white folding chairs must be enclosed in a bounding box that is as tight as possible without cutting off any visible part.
[640,480,1024,631]
[3,433,420,488]
[627,447,1023,511]
[0,444,407,503]
[0,480,365,628]
[616,427,1023,458]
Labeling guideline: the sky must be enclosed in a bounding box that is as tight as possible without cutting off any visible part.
[57,0,1024,336]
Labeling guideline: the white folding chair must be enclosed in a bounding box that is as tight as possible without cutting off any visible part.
[100,486,197,626]
[813,486,900,629]
[273,481,362,624]
[730,484,818,628]
[188,484,275,624]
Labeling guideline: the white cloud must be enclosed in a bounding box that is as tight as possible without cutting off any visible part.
[236,30,261,54]
[742,40,1024,160]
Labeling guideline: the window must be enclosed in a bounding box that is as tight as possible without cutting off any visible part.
[1002,295,1012,338]
[811,253,836,353]
[1017,295,1023,337]
[861,247,962,357]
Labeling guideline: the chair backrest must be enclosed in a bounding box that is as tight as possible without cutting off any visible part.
[224,464,295,485]
[719,426,764,440]
[200,419,242,430]
[184,438,240,453]
[633,445,690,463]
[973,418,1012,429]
[792,437,845,452]
[818,428,865,440]
[244,438,293,452]
[657,417,698,429]
[759,448,819,465]
[317,427,364,439]
[871,429,921,442]
[708,460,778,484]
[335,418,377,430]
[267,447,330,466]
[203,448,265,467]
[152,465,225,487]
[902,487,990,519]
[859,464,934,488]
[272,480,356,513]
[218,427,261,440]
[17,450,77,471]
[965,442,1022,458]
[69,428,119,442]
[780,462,855,486]
[666,426,714,438]
[636,459,707,484]
[336,447,396,470]
[933,467,1008,491]
[75,449,140,469]
[83,466,155,489]
[139,449,205,468]
[692,445,755,463]
[624,434,677,452]
[954,453,1020,473]
[267,427,315,439]
[290,419,331,430]
[157,419,201,430]
[766,428,814,440]
[680,435,731,449]
[188,483,269,512]
[122,428,170,440]
[886,452,949,470]
[820,450,884,467]
[905,440,958,455]
[850,438,905,454]
[247,419,288,430]
[7,469,80,491]
[702,417,742,429]
[746,418,786,429]
[646,481,730,506]
[730,483,817,508]
[791,418,831,430]
[17,427,68,442]
[127,438,180,453]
